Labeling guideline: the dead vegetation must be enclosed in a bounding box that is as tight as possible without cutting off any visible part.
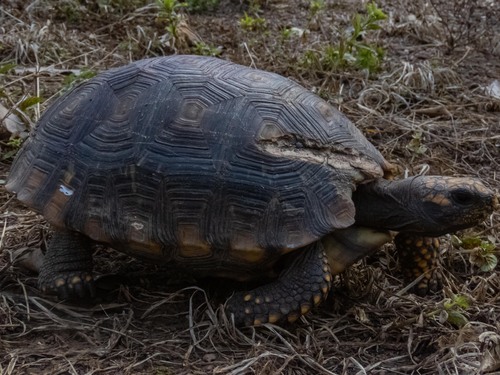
[0,0,499,373]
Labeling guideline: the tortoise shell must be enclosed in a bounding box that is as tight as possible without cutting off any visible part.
[7,55,390,278]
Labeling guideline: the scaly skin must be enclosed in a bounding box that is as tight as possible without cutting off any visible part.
[395,233,442,295]
[226,241,331,326]
[40,230,332,326]
[38,230,95,300]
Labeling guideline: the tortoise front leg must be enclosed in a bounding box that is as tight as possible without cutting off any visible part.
[226,241,331,326]
[394,232,442,296]
[38,230,96,300]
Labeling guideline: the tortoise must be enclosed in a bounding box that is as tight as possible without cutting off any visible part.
[6,55,497,326]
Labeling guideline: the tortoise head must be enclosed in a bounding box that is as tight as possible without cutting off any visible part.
[353,176,498,236]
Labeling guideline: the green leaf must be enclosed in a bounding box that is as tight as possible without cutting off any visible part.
[480,254,497,272]
[447,310,468,328]
[452,294,470,309]
[443,294,470,311]
[407,131,428,154]
[367,2,387,21]
[355,45,383,73]
[0,62,16,74]
[19,96,42,111]
[469,243,497,272]
[460,236,482,249]
[480,241,495,252]
[7,138,23,148]
[376,46,385,58]
[63,69,97,88]
[2,149,19,160]
[366,23,382,30]
[352,14,363,38]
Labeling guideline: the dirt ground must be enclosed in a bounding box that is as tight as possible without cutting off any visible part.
[0,0,499,374]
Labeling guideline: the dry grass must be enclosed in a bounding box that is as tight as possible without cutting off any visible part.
[1,0,499,373]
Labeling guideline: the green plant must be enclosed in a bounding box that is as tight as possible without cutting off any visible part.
[406,131,428,155]
[302,2,387,74]
[2,137,25,160]
[440,294,470,328]
[280,27,293,41]
[418,293,470,328]
[239,12,266,32]
[19,96,42,112]
[308,0,325,23]
[0,62,16,75]
[63,69,98,89]
[6,137,22,148]
[191,41,221,56]
[158,0,188,48]
[0,63,15,100]
[55,0,83,23]
[185,0,218,13]
[247,0,264,14]
[452,235,497,272]
[1,62,39,145]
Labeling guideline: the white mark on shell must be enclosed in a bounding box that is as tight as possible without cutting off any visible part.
[131,222,144,231]
[59,185,74,196]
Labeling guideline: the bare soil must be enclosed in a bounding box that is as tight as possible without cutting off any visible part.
[0,0,499,374]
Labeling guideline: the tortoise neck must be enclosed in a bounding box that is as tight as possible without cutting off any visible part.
[352,178,422,232]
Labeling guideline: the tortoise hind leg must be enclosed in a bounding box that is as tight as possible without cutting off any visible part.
[395,233,442,296]
[226,242,331,326]
[38,230,96,300]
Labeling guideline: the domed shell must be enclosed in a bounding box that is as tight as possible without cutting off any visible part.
[7,55,390,269]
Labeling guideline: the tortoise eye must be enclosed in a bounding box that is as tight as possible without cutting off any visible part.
[451,190,475,205]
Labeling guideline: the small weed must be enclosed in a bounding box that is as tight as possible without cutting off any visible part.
[302,2,387,74]
[6,138,22,148]
[157,0,188,49]
[452,235,498,272]
[280,27,293,41]
[18,96,42,112]
[308,0,325,23]
[185,0,219,13]
[301,50,321,70]
[63,69,98,89]
[0,62,16,75]
[239,12,266,32]
[191,41,221,56]
[1,63,38,140]
[406,131,428,155]
[440,294,470,328]
[0,62,16,100]
[425,293,470,328]
[2,138,24,160]
[55,0,84,23]
[280,27,294,42]
[247,0,264,14]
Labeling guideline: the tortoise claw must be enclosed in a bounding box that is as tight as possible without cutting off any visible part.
[40,272,96,300]
[412,269,443,296]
